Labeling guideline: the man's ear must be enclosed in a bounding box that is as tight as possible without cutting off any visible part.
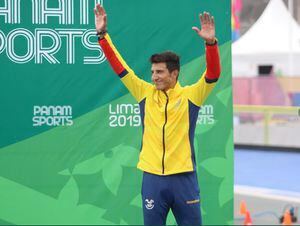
[171,70,179,80]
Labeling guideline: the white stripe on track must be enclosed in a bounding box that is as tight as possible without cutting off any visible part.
[235,185,300,203]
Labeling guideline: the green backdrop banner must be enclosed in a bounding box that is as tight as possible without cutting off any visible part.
[0,0,232,225]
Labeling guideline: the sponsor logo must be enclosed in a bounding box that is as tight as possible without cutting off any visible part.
[145,199,154,210]
[32,105,73,127]
[174,99,181,109]
[186,199,200,204]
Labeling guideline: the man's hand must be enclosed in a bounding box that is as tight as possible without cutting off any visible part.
[192,12,216,44]
[94,4,107,33]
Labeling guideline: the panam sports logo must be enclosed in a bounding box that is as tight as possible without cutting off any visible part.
[197,105,215,125]
[0,0,105,64]
[33,105,73,127]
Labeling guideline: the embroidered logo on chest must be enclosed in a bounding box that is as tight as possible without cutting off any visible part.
[174,99,181,109]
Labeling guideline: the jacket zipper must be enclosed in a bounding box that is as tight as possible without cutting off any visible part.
[162,91,169,174]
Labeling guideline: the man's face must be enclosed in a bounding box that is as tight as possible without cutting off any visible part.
[151,63,178,91]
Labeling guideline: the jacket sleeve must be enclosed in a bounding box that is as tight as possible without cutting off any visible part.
[184,43,221,107]
[98,33,152,102]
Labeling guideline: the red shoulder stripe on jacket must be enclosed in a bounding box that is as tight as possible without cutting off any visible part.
[98,38,127,77]
[205,44,221,82]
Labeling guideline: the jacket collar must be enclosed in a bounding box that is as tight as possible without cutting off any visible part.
[154,82,182,103]
[164,82,182,96]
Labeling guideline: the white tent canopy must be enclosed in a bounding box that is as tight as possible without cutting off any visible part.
[232,0,300,77]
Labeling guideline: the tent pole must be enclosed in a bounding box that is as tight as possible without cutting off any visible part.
[288,0,294,17]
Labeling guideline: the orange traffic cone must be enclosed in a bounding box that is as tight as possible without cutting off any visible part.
[282,210,292,225]
[244,210,253,225]
[240,200,247,215]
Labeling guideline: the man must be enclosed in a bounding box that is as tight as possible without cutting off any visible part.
[94,4,220,226]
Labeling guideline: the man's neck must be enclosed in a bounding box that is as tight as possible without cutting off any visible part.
[163,82,177,92]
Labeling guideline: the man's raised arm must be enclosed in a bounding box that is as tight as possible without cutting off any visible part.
[94,4,129,77]
[184,12,221,107]
[93,4,152,102]
[192,11,221,82]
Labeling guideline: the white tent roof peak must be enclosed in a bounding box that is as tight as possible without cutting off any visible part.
[233,0,300,55]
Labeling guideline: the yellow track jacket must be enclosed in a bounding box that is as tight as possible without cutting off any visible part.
[99,33,221,175]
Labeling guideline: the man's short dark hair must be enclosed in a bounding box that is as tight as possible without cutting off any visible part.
[150,51,180,73]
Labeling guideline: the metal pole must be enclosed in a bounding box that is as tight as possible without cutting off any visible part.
[288,0,294,76]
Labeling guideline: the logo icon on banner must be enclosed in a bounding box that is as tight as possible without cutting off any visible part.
[32,105,73,127]
[145,199,154,210]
